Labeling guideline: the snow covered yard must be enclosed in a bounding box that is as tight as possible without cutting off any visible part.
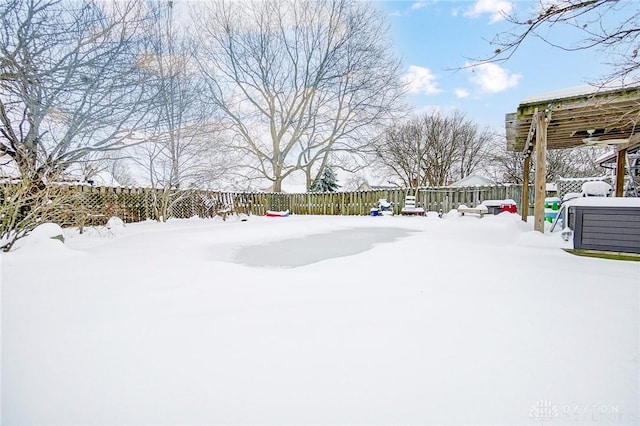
[2,213,638,425]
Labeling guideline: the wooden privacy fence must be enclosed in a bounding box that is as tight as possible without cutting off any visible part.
[274,185,530,216]
[0,183,533,226]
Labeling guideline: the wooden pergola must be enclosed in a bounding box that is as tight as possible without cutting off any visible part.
[506,84,640,232]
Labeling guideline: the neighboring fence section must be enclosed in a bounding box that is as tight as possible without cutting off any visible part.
[0,183,533,227]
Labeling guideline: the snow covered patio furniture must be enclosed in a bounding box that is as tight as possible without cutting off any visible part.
[480,199,518,215]
[481,200,503,215]
[457,204,488,217]
[377,198,394,216]
[581,180,613,197]
[400,195,425,216]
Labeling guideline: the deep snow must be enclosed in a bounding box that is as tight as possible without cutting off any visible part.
[2,213,638,425]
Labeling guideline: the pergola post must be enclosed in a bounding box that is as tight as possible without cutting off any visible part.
[521,155,530,222]
[534,109,548,233]
[615,148,627,197]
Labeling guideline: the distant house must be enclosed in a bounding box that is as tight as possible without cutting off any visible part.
[448,174,494,187]
[261,183,309,193]
[355,181,400,191]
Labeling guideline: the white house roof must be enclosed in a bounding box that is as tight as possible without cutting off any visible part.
[448,174,494,187]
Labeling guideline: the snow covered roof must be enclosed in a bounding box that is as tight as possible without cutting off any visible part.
[594,149,617,166]
[260,183,310,193]
[519,82,637,105]
[448,174,494,187]
[282,184,309,193]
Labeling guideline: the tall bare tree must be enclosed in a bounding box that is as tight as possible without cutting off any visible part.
[374,111,494,187]
[132,1,225,220]
[480,0,639,84]
[0,0,155,246]
[193,0,404,192]
[487,142,608,183]
[0,0,153,186]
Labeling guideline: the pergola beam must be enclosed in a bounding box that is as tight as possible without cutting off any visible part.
[533,109,548,233]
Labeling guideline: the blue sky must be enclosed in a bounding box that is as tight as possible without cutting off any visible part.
[375,0,616,133]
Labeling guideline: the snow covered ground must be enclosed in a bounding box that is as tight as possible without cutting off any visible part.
[2,213,638,425]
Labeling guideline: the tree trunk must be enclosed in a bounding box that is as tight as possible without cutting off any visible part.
[273,178,283,193]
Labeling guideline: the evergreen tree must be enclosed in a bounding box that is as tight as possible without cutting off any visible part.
[309,167,340,192]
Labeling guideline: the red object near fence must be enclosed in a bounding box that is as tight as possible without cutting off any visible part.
[500,203,517,214]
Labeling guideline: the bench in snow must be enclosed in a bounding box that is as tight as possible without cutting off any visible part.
[457,205,488,217]
[400,195,425,216]
[401,207,425,216]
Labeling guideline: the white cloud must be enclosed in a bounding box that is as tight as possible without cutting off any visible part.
[464,0,513,23]
[454,88,470,98]
[389,9,407,17]
[402,65,441,95]
[411,2,427,10]
[467,62,521,93]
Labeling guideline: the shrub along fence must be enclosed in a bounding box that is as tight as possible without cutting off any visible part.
[0,183,533,227]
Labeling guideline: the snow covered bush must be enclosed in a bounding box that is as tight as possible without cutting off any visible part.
[25,223,65,243]
[106,216,126,235]
[0,180,73,252]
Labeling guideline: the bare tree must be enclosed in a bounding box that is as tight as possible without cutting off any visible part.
[487,142,608,183]
[485,146,525,184]
[131,1,226,220]
[105,156,137,187]
[456,121,495,180]
[374,111,494,187]
[479,0,640,84]
[0,0,153,185]
[193,0,404,192]
[0,0,155,246]
[373,118,423,187]
[341,172,369,191]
